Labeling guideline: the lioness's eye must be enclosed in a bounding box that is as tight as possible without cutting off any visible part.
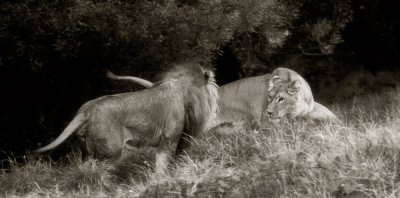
[268,96,272,101]
[278,97,285,102]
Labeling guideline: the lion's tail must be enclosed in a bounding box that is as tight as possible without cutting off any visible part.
[34,113,85,153]
[106,70,153,88]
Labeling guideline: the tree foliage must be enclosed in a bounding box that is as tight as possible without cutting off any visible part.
[1,0,352,72]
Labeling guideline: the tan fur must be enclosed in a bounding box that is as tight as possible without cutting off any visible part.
[107,67,337,127]
[107,71,153,87]
[35,62,218,174]
[216,75,271,127]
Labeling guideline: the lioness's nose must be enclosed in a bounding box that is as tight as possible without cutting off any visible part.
[266,111,273,117]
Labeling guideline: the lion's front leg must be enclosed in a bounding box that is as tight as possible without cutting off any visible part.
[154,137,180,175]
[155,151,172,175]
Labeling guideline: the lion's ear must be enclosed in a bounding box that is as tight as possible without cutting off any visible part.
[204,70,210,81]
[204,70,212,81]
[287,80,301,95]
[203,70,216,84]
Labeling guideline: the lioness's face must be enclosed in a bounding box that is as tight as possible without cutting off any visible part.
[264,80,306,121]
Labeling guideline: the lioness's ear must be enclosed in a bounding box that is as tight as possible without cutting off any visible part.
[271,67,285,76]
[271,67,292,79]
[287,80,301,95]
[267,75,281,91]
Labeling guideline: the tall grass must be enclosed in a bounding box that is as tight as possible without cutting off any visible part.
[1,88,400,197]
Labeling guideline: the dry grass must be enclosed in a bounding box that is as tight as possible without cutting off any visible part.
[1,87,400,197]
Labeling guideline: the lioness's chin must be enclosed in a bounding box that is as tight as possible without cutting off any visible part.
[267,118,281,124]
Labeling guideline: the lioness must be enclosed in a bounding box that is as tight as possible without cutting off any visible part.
[264,67,337,122]
[107,67,337,127]
[35,62,219,174]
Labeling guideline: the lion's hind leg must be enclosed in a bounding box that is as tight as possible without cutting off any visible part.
[84,120,124,161]
[120,143,158,169]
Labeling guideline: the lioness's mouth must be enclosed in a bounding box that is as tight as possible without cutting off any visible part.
[263,110,282,122]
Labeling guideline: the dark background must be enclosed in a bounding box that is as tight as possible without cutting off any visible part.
[1,0,399,164]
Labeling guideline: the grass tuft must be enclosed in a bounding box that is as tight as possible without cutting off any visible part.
[59,159,115,192]
[0,157,57,196]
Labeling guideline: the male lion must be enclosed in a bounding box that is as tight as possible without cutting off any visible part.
[107,67,337,128]
[35,62,219,174]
